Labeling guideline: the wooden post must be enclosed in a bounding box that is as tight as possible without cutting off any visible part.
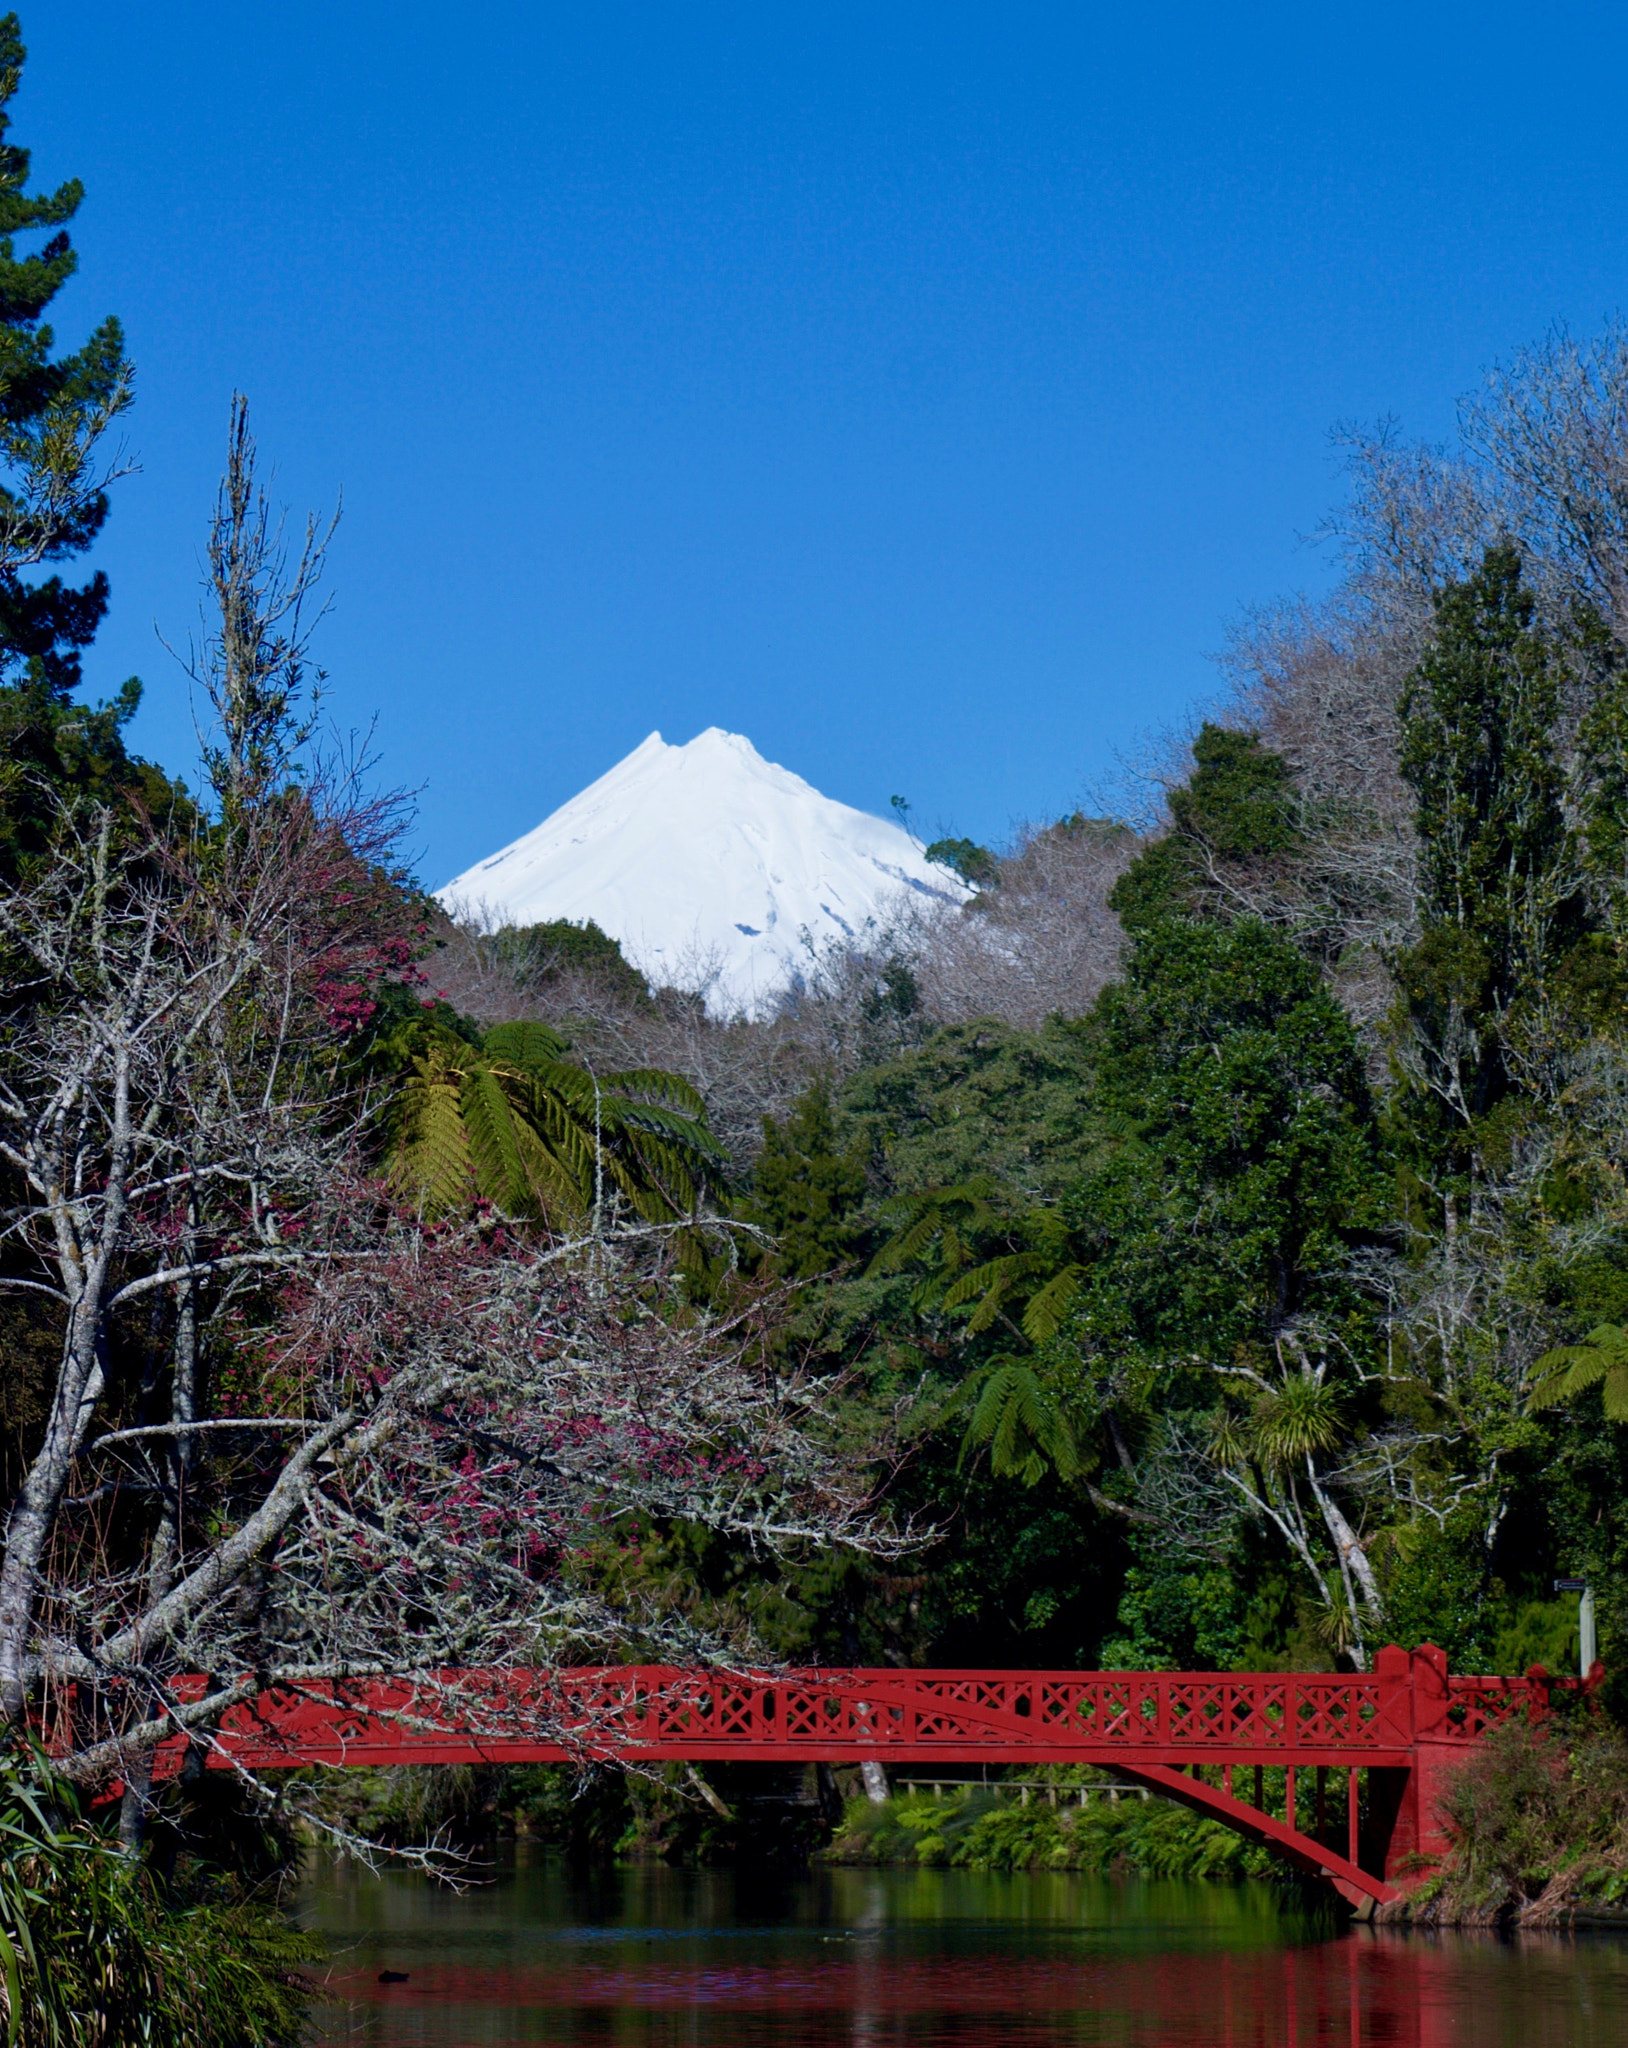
[1347,1766,1359,1868]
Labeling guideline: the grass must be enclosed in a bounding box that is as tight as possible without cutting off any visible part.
[0,1748,319,2047]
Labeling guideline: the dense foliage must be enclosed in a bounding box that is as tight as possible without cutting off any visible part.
[1391,1717,1628,1924]
[822,1780,1281,1883]
[0,1751,315,2045]
[724,516,1628,1702]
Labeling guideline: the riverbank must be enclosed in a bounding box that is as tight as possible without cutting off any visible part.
[820,1727,1628,1930]
[301,1720,1628,1928]
[1377,1721,1628,1928]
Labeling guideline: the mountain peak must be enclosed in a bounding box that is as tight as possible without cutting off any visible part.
[436,730,965,1016]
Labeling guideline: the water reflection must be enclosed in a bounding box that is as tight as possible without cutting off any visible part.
[301,1854,1628,2046]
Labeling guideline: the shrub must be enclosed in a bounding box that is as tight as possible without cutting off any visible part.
[1396,1718,1628,1924]
[0,1751,318,2046]
[820,1782,1279,1883]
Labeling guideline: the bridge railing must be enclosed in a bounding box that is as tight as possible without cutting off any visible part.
[169,1646,1557,1772]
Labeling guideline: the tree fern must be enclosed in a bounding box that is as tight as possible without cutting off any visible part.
[388,1043,476,1216]
[952,1361,1082,1486]
[1529,1325,1628,1422]
[385,1019,720,1227]
[872,1181,1082,1339]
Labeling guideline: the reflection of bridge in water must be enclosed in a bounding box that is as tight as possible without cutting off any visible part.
[158,1642,1582,1906]
[324,1921,1624,2048]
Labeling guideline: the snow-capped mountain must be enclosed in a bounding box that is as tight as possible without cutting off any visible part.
[436,728,968,1017]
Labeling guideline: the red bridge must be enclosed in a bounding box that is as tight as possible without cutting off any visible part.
[154,1642,1579,1907]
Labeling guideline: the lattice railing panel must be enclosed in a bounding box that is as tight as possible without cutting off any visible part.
[1441,1677,1535,1741]
[127,1657,1558,1780]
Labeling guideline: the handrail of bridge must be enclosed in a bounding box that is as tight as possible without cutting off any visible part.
[138,1643,1572,1774]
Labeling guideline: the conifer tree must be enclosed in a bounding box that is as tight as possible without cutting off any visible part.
[1107,724,1297,930]
[1392,543,1592,1154]
[0,11,143,872]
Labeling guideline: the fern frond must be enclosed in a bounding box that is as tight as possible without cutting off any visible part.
[941,1252,1046,1313]
[606,1100,723,1160]
[869,1213,942,1275]
[460,1065,536,1214]
[1529,1326,1628,1414]
[957,1362,1080,1486]
[600,1067,709,1117]
[387,1061,475,1217]
[1020,1264,1084,1343]
[522,1086,600,1188]
[511,1111,591,1223]
[482,1019,571,1067]
[378,1025,720,1232]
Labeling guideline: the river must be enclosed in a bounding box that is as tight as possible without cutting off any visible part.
[299,1853,1628,2045]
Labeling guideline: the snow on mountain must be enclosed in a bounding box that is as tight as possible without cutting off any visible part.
[436,728,969,1017]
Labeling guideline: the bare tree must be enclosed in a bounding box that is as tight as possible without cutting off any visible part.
[425,902,950,1180]
[0,408,910,1831]
[30,1168,905,1795]
[428,816,1137,1183]
[913,821,1134,1030]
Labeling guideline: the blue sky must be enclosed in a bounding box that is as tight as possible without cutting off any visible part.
[24,2,1628,883]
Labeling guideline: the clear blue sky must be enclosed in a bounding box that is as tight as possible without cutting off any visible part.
[24,2,1628,884]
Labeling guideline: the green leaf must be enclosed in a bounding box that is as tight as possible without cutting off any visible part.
[955,1362,1082,1487]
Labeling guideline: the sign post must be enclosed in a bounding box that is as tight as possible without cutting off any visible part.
[1554,1578,1597,1676]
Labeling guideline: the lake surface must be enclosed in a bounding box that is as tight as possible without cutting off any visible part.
[300,1853,1628,2047]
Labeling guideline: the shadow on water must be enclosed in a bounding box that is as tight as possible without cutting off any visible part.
[300,1849,1628,2046]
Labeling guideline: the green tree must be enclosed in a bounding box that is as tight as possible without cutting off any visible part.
[0,11,147,874]
[1073,916,1382,1353]
[924,836,999,888]
[1530,1324,1628,1424]
[489,916,652,1006]
[0,11,130,692]
[1108,724,1298,930]
[1391,543,1595,1158]
[749,1083,869,1279]
[865,902,1390,1656]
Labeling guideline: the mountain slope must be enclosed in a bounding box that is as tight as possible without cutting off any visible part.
[436,728,967,1016]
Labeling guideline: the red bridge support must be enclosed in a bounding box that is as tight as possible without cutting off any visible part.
[136,1642,1564,1906]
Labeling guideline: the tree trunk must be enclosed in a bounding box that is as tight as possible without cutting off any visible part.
[1307,1462,1383,1672]
[119,1245,198,1853]
[0,1301,106,1727]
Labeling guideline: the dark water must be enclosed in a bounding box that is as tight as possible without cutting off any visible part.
[300,1853,1628,2047]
